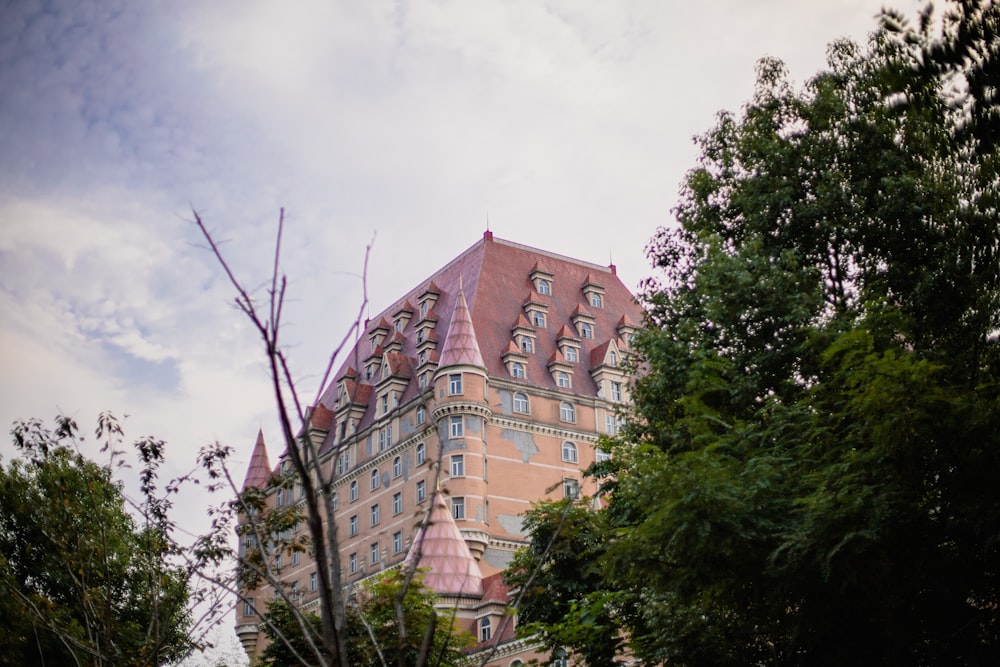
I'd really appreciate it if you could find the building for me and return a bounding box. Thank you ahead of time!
[236,232,643,664]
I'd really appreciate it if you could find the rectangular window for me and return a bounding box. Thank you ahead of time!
[606,415,619,435]
[393,531,403,554]
[378,429,387,450]
[416,442,426,464]
[449,415,464,438]
[451,497,465,520]
[381,395,389,414]
[370,543,380,564]
[393,492,402,515]
[292,551,300,565]
[449,373,463,395]
[350,481,358,501]
[611,381,622,401]
[596,448,611,463]
[386,424,393,446]
[349,515,358,536]
[243,598,255,617]
[349,553,357,574]
[563,478,580,499]
[370,503,380,526]
[276,488,285,507]
[310,572,317,592]
[416,480,426,502]
[450,454,465,477]
[417,406,426,425]
[332,492,339,510]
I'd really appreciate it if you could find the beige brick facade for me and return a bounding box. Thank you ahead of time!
[237,233,642,664]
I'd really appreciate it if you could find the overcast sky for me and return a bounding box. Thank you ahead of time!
[1,0,921,598]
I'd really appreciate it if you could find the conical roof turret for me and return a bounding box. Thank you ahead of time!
[405,491,483,597]
[241,429,272,491]
[438,281,485,370]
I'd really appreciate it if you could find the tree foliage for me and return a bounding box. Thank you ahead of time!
[516,2,999,665]
[0,415,194,666]
[258,570,471,667]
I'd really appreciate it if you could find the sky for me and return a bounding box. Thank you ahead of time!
[0,0,922,656]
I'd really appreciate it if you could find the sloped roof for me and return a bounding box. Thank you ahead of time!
[241,430,272,491]
[405,492,483,597]
[320,232,643,436]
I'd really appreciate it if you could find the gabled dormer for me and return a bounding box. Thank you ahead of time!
[368,318,391,351]
[510,313,537,354]
[523,291,550,329]
[548,350,574,390]
[363,344,384,382]
[617,313,639,348]
[501,341,528,380]
[529,261,555,296]
[556,325,582,363]
[590,339,628,403]
[383,330,405,354]
[582,274,606,309]
[392,300,414,333]
[570,304,596,340]
[417,282,441,320]
[416,327,439,353]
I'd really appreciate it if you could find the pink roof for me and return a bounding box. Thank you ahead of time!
[320,233,643,438]
[406,492,483,597]
[241,430,272,491]
[438,284,485,369]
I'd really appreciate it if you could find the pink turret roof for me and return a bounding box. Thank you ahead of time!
[438,283,485,369]
[241,429,272,491]
[406,492,483,597]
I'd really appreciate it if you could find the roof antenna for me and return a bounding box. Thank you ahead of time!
[486,211,490,232]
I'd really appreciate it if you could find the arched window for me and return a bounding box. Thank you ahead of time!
[350,480,359,501]
[520,336,534,353]
[513,392,529,414]
[556,371,570,388]
[393,456,402,477]
[511,362,525,379]
[370,469,380,490]
[561,441,578,463]
[559,402,575,423]
[565,346,578,362]
[537,279,551,296]
[416,442,426,465]
[479,616,492,641]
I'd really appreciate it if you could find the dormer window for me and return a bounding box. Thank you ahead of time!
[520,336,534,353]
[365,365,374,381]
[394,319,404,332]
[531,311,546,328]
[557,371,571,388]
[565,346,579,363]
[579,322,593,339]
[420,301,428,318]
[609,351,617,366]
[511,362,525,379]
[590,293,603,308]
[537,279,551,296]
[419,372,428,388]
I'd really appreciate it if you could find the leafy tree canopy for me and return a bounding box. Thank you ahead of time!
[0,415,194,666]
[514,2,999,665]
[258,569,472,667]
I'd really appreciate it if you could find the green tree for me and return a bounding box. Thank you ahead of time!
[258,570,471,667]
[0,416,194,666]
[516,2,999,665]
